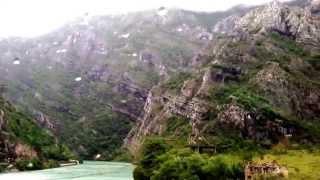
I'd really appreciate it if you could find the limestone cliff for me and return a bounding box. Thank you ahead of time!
[125,1,320,155]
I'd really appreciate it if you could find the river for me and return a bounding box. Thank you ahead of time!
[0,161,134,180]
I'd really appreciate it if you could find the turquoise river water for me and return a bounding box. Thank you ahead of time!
[0,161,133,180]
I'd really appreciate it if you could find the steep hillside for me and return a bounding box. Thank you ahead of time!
[0,7,251,159]
[127,1,320,179]
[0,91,74,172]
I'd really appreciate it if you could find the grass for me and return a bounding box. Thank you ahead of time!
[253,150,320,179]
[270,32,307,57]
[209,85,277,117]
[305,54,320,70]
[163,72,192,91]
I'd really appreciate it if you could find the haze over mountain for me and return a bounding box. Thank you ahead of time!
[0,0,291,37]
[0,0,320,179]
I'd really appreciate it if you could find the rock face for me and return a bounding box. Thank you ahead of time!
[251,62,320,119]
[125,80,212,154]
[14,143,38,160]
[215,0,320,44]
[0,8,247,158]
[218,103,295,142]
[125,1,320,154]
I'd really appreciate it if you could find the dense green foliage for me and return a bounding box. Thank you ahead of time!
[163,116,192,143]
[64,111,133,160]
[134,139,245,180]
[0,96,75,171]
[15,158,44,171]
[164,72,192,91]
[210,85,277,117]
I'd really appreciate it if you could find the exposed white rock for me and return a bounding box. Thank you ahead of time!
[56,49,68,54]
[214,0,320,43]
[132,53,138,57]
[34,92,42,100]
[177,28,183,32]
[120,33,130,39]
[121,100,127,103]
[213,15,241,34]
[13,60,20,65]
[75,77,82,82]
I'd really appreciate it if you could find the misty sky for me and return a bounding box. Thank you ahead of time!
[0,0,291,37]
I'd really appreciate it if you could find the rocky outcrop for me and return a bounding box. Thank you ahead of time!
[34,111,55,130]
[217,103,294,142]
[125,1,320,155]
[14,143,38,160]
[125,70,212,153]
[0,110,5,131]
[214,0,320,44]
[251,62,320,119]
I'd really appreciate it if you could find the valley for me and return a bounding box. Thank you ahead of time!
[0,0,320,179]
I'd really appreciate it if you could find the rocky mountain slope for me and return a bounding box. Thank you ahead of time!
[0,90,74,172]
[125,0,320,155]
[0,7,253,159]
[127,1,320,179]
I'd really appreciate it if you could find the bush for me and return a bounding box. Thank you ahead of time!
[133,166,149,180]
[164,72,192,90]
[0,165,5,172]
[112,149,133,162]
[202,157,244,179]
[134,144,245,180]
[43,160,59,169]
[151,150,244,180]
[140,138,170,170]
[270,32,307,57]
[15,158,44,171]
[42,144,75,161]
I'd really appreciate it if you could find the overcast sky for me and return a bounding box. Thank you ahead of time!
[0,0,291,37]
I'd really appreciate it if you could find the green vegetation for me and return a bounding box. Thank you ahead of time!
[253,150,320,179]
[164,72,192,91]
[15,158,44,171]
[305,54,320,70]
[134,138,320,179]
[134,138,245,180]
[62,111,133,160]
[209,85,276,116]
[270,32,307,57]
[163,116,192,143]
[0,96,75,171]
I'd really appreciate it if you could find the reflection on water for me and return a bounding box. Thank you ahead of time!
[0,161,133,180]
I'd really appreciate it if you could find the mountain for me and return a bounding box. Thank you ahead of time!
[127,0,320,153]
[1,0,320,177]
[0,7,252,159]
[0,90,75,172]
[126,1,320,179]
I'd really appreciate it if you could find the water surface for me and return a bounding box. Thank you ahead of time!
[0,161,133,180]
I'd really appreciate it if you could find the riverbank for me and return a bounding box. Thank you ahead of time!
[0,161,133,180]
